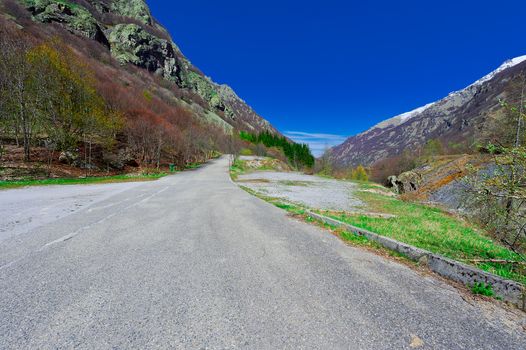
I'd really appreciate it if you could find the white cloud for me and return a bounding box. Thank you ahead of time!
[284,131,347,157]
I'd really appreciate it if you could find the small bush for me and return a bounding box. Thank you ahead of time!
[471,282,494,297]
[349,165,369,182]
[240,148,253,156]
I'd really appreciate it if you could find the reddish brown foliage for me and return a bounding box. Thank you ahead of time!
[0,12,233,171]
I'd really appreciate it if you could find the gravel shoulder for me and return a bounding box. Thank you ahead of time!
[237,171,363,212]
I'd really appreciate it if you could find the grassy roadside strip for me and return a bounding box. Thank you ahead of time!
[230,162,525,289]
[229,158,246,181]
[237,183,522,303]
[0,152,225,190]
[237,185,415,264]
[0,173,168,189]
[328,190,526,285]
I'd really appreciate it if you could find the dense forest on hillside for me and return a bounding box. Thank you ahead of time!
[239,131,314,169]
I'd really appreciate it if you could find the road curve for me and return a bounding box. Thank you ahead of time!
[0,157,524,349]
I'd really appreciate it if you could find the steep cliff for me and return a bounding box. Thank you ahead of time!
[14,0,277,134]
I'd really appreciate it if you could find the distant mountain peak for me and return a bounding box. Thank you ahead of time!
[457,55,526,93]
[331,54,526,168]
[369,55,526,132]
[371,103,435,131]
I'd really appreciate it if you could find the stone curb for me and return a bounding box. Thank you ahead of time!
[306,211,526,309]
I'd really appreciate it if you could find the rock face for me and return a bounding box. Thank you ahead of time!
[384,154,491,212]
[22,0,109,47]
[17,0,278,134]
[109,0,151,24]
[217,84,275,132]
[331,57,526,167]
[107,23,181,82]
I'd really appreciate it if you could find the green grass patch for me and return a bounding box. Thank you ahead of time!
[239,148,253,156]
[229,158,247,180]
[237,178,271,184]
[328,191,526,285]
[356,181,389,191]
[238,184,412,262]
[274,202,306,215]
[185,163,202,170]
[471,282,495,297]
[0,173,167,189]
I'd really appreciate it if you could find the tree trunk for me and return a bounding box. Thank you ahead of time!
[515,75,526,147]
[23,131,30,162]
[88,138,92,176]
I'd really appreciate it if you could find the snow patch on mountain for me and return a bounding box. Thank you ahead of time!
[469,55,526,89]
[372,103,435,130]
[370,55,526,131]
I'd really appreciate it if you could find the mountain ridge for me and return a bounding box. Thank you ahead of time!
[331,55,526,168]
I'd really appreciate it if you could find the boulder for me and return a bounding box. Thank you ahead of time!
[102,148,138,170]
[58,150,78,164]
[387,171,422,194]
[397,171,422,193]
[387,175,399,193]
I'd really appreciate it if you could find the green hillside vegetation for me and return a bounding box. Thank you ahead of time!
[0,37,122,163]
[0,172,166,189]
[239,131,314,169]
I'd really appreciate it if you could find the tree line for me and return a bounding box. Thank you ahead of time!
[0,31,122,164]
[239,131,315,169]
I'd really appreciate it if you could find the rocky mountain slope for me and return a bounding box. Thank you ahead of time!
[331,56,526,167]
[7,0,277,134]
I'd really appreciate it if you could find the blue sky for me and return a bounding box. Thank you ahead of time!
[147,1,526,155]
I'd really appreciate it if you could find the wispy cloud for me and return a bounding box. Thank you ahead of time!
[284,131,347,157]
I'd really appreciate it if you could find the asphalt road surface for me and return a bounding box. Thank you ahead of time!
[0,157,524,349]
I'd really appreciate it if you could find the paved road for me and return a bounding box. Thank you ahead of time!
[0,157,524,349]
[0,181,144,243]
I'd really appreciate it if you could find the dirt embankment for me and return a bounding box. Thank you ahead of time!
[389,154,491,209]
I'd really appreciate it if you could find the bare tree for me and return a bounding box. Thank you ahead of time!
[465,89,526,252]
[0,27,38,161]
[315,145,333,175]
[515,74,526,147]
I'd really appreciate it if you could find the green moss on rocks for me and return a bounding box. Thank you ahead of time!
[184,71,225,109]
[16,0,274,133]
[21,0,105,43]
[110,0,151,25]
[107,23,180,81]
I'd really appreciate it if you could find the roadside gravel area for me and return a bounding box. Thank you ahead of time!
[237,171,363,211]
